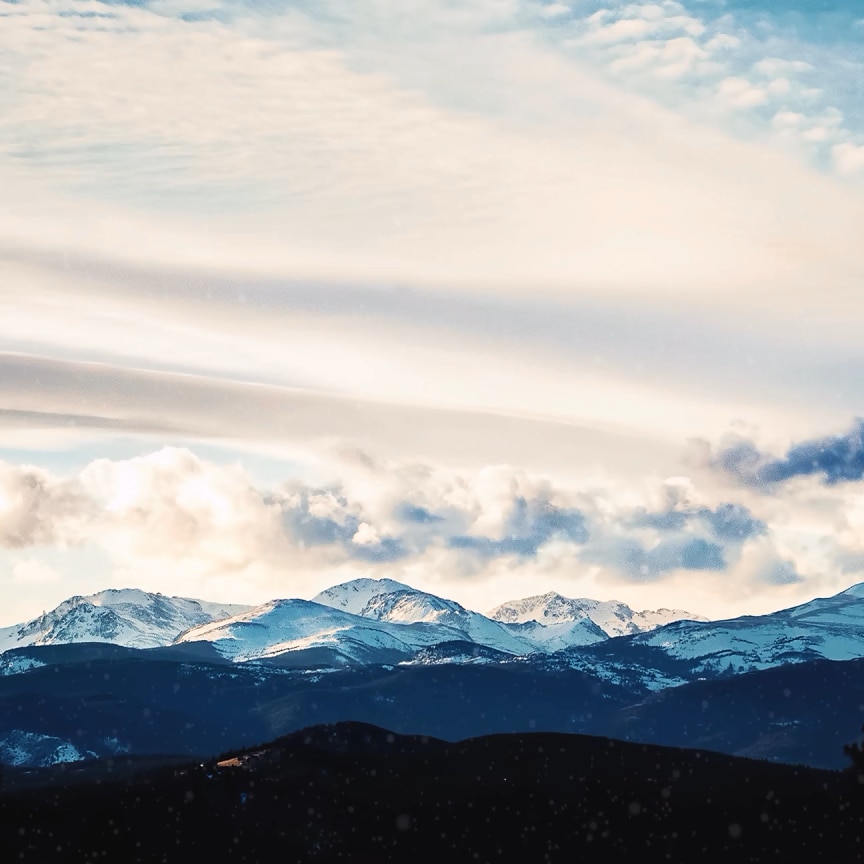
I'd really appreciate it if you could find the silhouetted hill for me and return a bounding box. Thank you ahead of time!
[2,722,863,862]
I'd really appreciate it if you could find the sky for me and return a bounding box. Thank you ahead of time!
[1,0,864,625]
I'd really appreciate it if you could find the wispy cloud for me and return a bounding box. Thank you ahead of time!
[1,0,862,309]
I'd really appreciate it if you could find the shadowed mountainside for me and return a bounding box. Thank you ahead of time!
[5,646,864,769]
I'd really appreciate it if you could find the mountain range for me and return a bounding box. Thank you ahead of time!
[3,577,864,770]
[0,577,702,665]
[5,576,864,681]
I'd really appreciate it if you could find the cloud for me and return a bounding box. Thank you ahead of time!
[80,447,285,571]
[0,350,695,482]
[1,0,863,312]
[833,142,864,175]
[711,419,864,488]
[1,0,864,624]
[772,110,805,129]
[448,496,588,558]
[630,501,766,541]
[717,76,768,108]
[538,2,568,19]
[0,446,755,596]
[394,503,444,524]
[276,487,407,563]
[579,533,725,581]
[562,0,864,181]
[0,462,93,548]
[645,536,725,572]
[752,58,814,77]
[700,503,766,541]
[2,441,863,623]
[0,447,595,578]
[761,558,802,586]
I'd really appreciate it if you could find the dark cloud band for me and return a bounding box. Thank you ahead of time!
[713,419,864,488]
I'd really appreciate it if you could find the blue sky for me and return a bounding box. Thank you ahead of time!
[1,0,863,623]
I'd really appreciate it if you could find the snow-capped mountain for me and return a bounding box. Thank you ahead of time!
[488,591,705,638]
[311,578,415,616]
[621,581,864,676]
[17,577,864,682]
[177,579,613,664]
[503,618,609,651]
[0,589,251,653]
[314,580,541,654]
[175,597,486,664]
[0,578,707,667]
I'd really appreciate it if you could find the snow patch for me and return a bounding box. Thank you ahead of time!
[0,730,87,767]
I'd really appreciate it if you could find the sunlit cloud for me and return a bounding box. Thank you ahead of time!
[1,442,859,623]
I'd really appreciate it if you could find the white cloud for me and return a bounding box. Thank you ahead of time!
[538,2,569,19]
[148,0,222,14]
[772,110,804,129]
[0,462,93,548]
[352,522,382,546]
[2,443,862,622]
[586,17,657,44]
[802,125,836,143]
[717,76,768,108]
[832,142,864,175]
[766,77,791,95]
[752,57,815,77]
[80,449,285,573]
[705,33,740,51]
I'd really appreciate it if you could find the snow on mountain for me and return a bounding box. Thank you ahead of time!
[21,578,864,680]
[7,576,864,703]
[312,578,415,616]
[177,577,556,664]
[0,729,92,767]
[0,578,701,666]
[175,598,477,664]
[0,653,46,676]
[505,618,609,650]
[401,640,516,666]
[617,581,864,676]
[0,589,252,653]
[327,581,540,654]
[488,591,705,638]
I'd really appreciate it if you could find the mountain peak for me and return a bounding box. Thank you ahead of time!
[311,578,415,616]
[488,592,700,638]
[0,589,252,653]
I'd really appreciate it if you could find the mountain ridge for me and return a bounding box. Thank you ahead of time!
[0,578,705,662]
[0,589,251,654]
[487,590,706,637]
[8,578,864,686]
